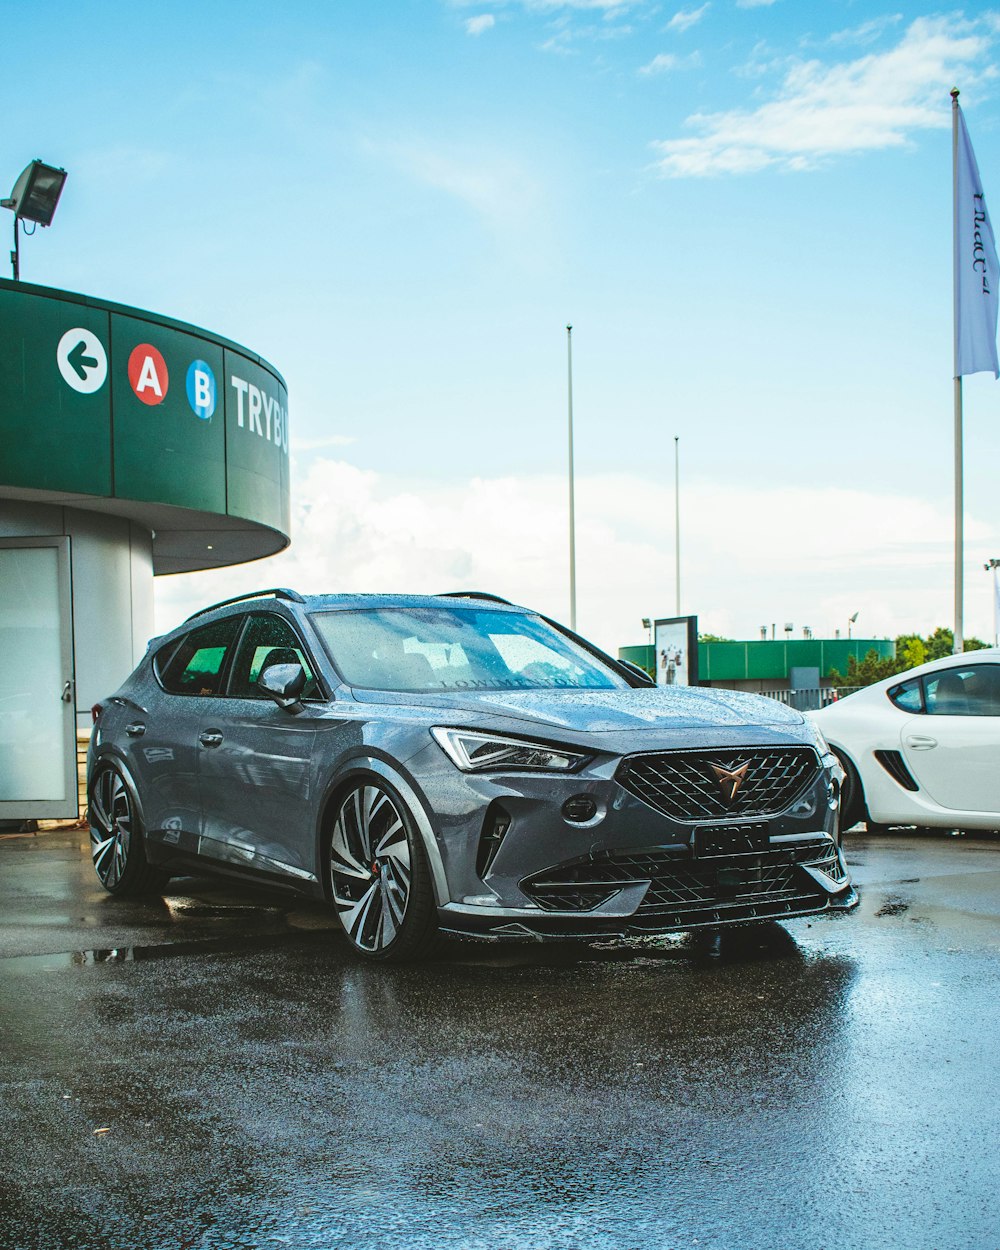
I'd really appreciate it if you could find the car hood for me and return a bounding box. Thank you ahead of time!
[349,685,805,733]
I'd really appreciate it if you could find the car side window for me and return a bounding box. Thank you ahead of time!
[924,665,1000,716]
[158,617,243,697]
[228,613,320,700]
[887,677,923,713]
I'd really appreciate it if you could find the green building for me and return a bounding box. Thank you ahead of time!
[619,637,895,696]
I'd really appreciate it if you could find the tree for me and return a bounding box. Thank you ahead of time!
[829,649,900,689]
[829,628,990,689]
[698,633,732,643]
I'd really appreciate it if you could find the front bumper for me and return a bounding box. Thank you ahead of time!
[436,832,857,941]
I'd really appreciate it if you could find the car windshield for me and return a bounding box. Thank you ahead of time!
[310,606,625,693]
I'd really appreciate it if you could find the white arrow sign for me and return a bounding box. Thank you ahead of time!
[57,328,108,394]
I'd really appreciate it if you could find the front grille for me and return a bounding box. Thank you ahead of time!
[521,838,845,924]
[616,746,819,822]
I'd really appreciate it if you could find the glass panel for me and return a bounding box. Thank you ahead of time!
[887,677,923,713]
[0,547,67,801]
[311,606,624,693]
[159,617,242,696]
[228,614,317,699]
[925,666,1000,716]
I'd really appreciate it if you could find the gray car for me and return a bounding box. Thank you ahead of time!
[87,589,857,960]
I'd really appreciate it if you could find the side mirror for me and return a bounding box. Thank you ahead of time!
[258,662,307,711]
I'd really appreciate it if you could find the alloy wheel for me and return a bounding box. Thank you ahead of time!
[329,783,413,952]
[89,766,134,889]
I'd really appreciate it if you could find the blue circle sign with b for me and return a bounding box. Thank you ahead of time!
[186,360,217,420]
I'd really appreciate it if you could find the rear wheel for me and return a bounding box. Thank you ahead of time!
[327,778,438,962]
[88,762,168,896]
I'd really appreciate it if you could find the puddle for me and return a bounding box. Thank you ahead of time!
[0,930,334,975]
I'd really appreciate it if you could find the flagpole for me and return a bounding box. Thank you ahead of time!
[952,87,964,655]
[566,324,577,631]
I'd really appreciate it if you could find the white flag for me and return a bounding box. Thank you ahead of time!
[956,103,1000,378]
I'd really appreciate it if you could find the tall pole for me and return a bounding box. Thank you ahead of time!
[952,87,964,655]
[566,325,577,630]
[674,435,680,615]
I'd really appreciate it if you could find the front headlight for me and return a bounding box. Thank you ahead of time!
[431,727,592,773]
[804,717,832,759]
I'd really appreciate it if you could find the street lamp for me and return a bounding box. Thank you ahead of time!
[641,617,652,644]
[848,611,859,639]
[1,159,67,281]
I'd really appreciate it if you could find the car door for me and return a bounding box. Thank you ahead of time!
[898,663,1000,813]
[134,614,245,845]
[196,612,323,884]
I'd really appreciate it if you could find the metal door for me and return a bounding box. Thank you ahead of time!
[0,537,78,820]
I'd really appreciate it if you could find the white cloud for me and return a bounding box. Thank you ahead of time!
[639,53,678,74]
[651,15,993,176]
[828,15,903,47]
[154,460,998,653]
[464,14,496,34]
[666,4,709,33]
[639,51,700,74]
[735,0,776,8]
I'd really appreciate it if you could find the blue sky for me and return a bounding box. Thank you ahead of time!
[6,1,1000,649]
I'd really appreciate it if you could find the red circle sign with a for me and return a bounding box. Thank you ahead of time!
[127,344,169,406]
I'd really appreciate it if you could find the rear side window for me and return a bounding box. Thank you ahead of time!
[887,677,923,713]
[157,617,243,696]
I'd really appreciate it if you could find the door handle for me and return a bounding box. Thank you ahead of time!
[125,723,146,738]
[61,681,74,704]
[905,735,937,750]
[199,730,224,748]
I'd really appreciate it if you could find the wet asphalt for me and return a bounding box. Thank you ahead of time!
[1,827,999,1250]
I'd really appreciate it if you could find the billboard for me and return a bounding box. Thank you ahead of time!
[654,615,699,687]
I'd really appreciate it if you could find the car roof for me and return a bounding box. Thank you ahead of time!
[872,645,1000,689]
[304,592,531,613]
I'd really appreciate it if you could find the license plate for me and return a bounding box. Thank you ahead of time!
[692,823,770,858]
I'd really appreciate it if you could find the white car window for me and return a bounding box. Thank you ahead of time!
[888,677,923,713]
[924,666,1000,717]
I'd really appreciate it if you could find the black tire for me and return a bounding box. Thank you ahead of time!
[833,749,866,835]
[326,777,439,962]
[88,761,169,896]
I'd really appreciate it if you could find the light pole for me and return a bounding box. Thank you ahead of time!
[674,436,680,616]
[985,560,1000,646]
[1,159,67,281]
[848,611,859,639]
[566,325,576,631]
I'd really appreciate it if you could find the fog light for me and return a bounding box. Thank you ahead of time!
[562,794,598,824]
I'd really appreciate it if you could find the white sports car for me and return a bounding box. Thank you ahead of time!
[811,648,1000,832]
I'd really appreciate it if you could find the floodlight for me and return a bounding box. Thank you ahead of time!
[2,160,67,226]
[1,159,68,280]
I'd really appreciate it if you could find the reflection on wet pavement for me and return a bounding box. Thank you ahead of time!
[1,828,999,1249]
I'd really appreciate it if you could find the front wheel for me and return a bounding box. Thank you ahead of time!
[326,778,438,961]
[88,761,169,896]
[834,749,867,834]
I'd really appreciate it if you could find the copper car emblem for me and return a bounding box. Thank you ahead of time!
[710,762,750,803]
